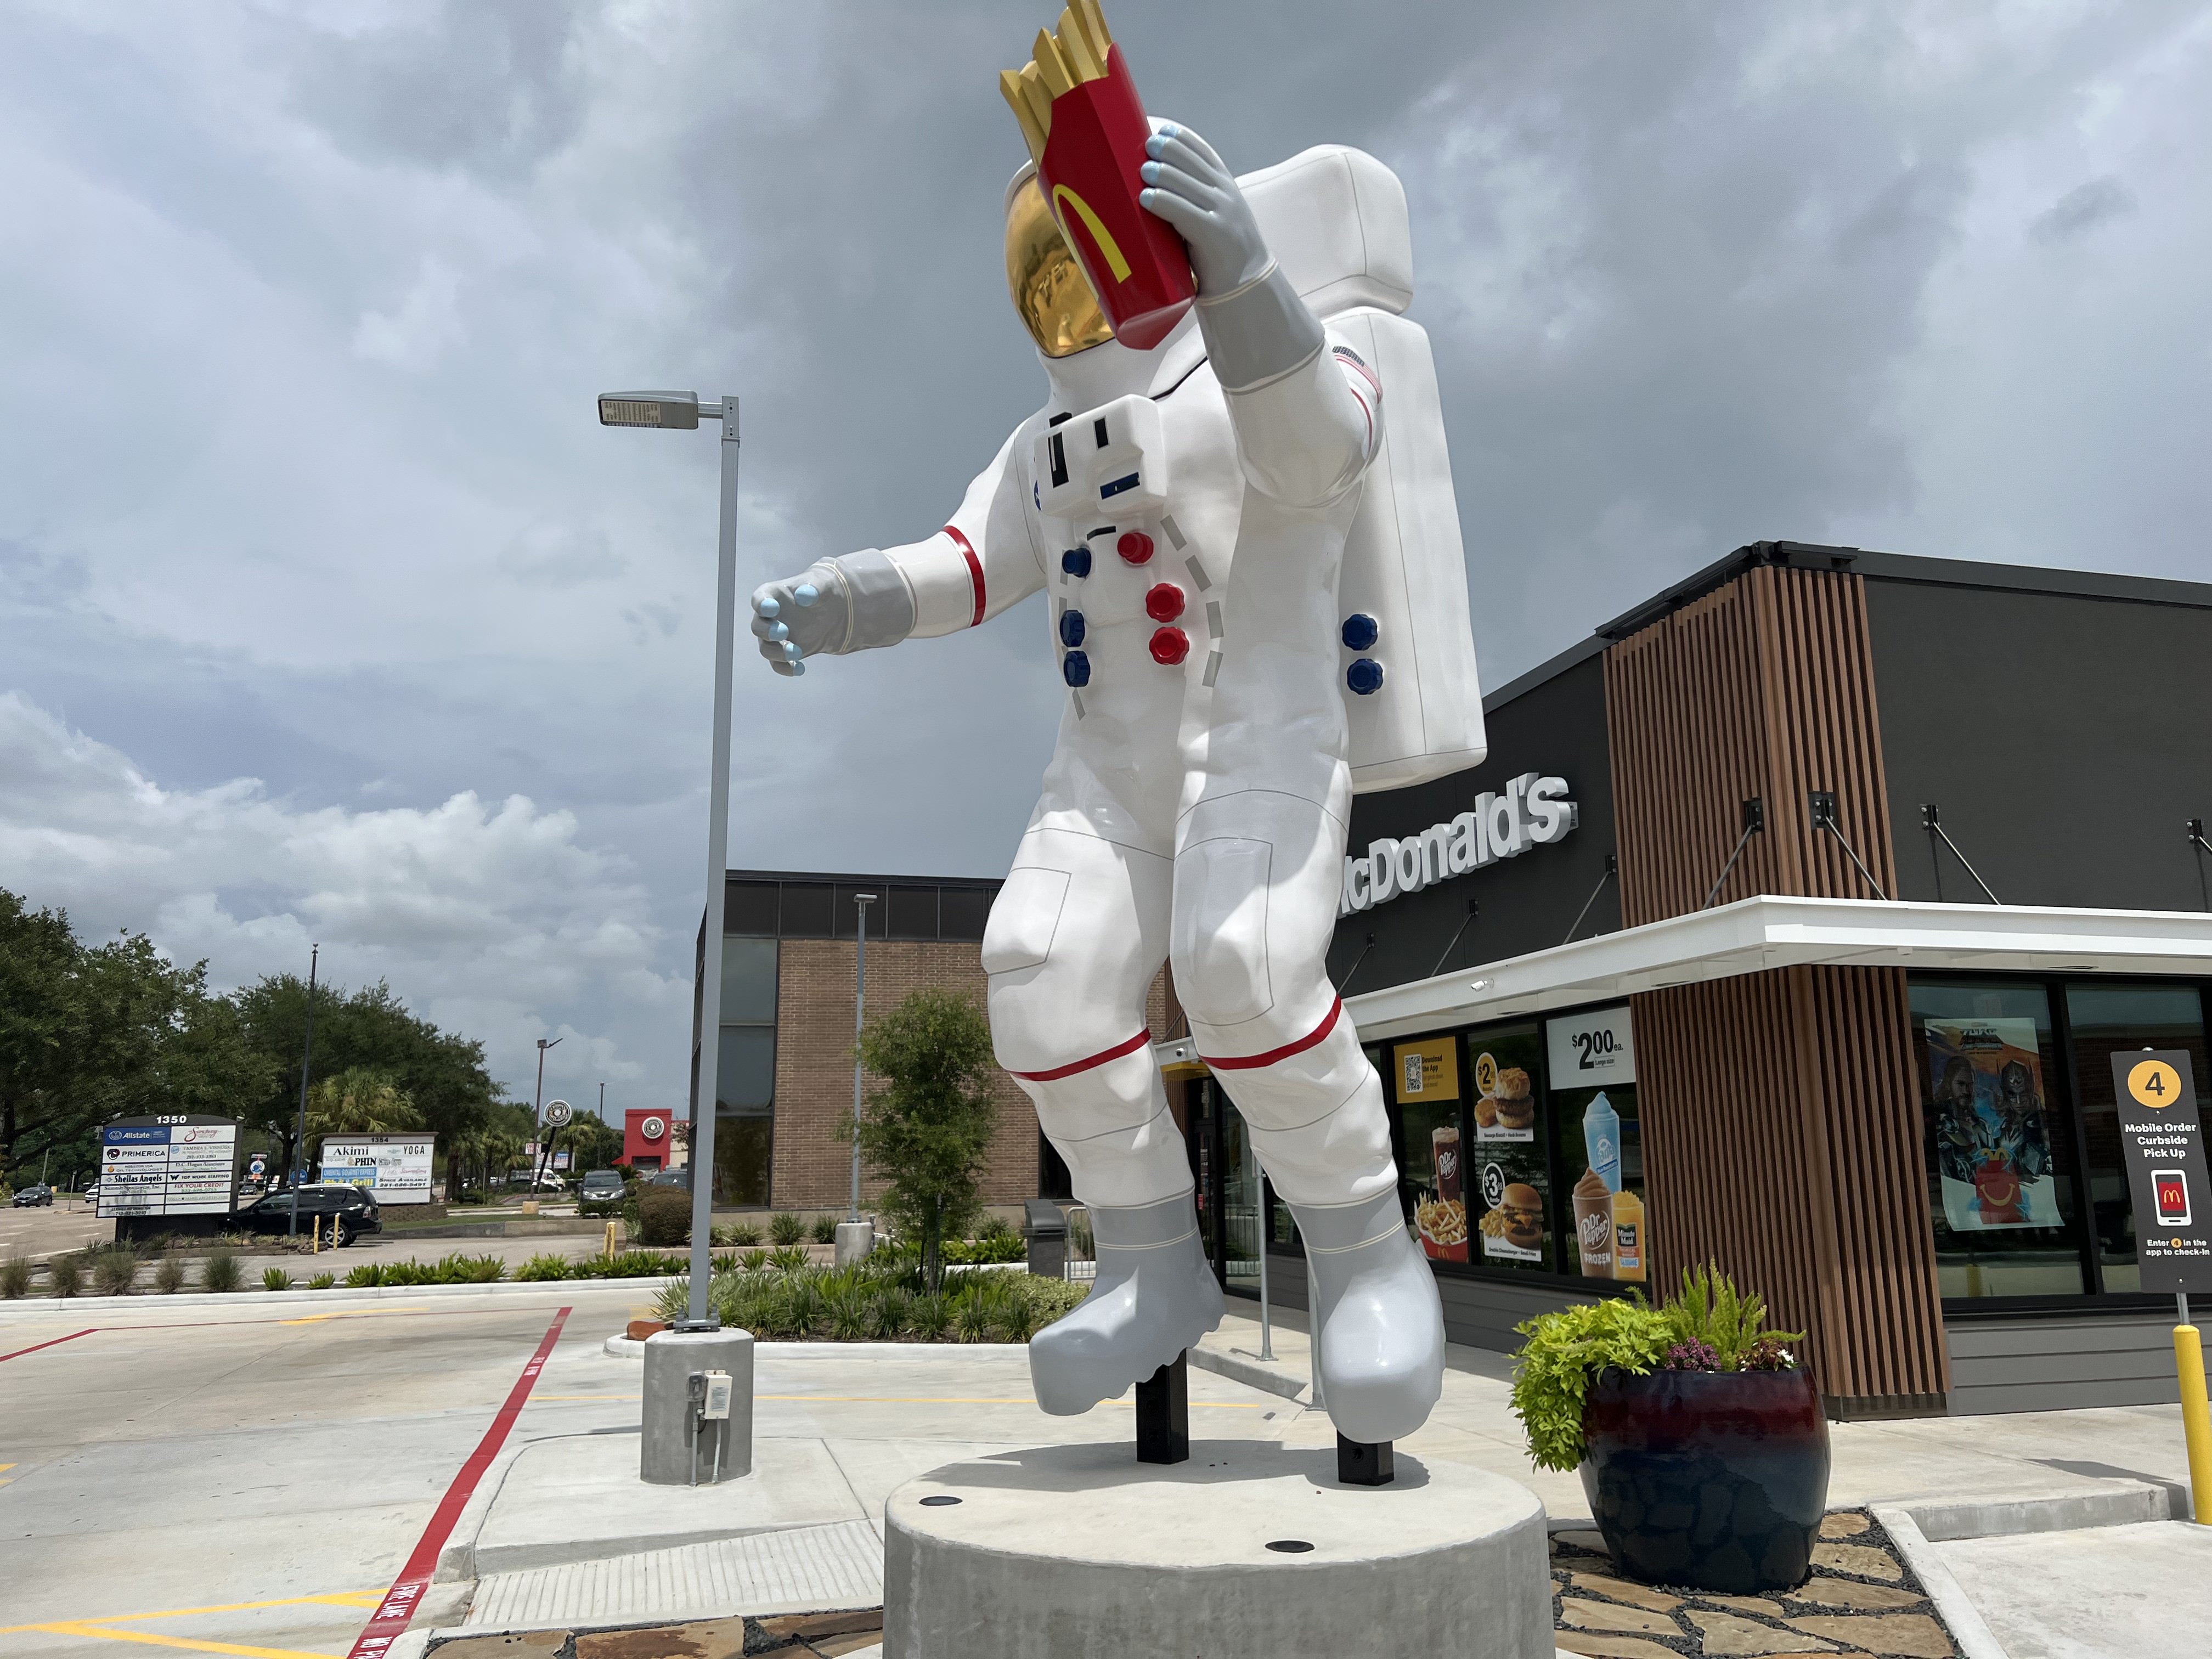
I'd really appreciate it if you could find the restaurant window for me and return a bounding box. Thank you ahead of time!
[713,936,778,1206]
[2062,982,2209,1296]
[1909,980,2089,1299]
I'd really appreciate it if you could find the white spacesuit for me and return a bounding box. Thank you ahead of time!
[752,127,1484,1446]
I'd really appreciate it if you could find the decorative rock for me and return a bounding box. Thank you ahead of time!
[883,1444,1554,1659]
[1553,1638,1678,1659]
[1567,1572,1682,1612]
[1684,1609,1837,1653]
[1558,1598,1678,1637]
[1788,1614,1953,1656]
[1790,1579,1924,1611]
[1820,1512,1872,1538]
[1812,1541,1901,1581]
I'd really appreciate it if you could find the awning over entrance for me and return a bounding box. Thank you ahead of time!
[1343,894,2212,1040]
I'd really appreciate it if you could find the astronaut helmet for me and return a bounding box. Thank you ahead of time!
[1003,163,1115,359]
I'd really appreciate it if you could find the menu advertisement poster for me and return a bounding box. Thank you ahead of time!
[1547,1006,1649,1284]
[1393,1039,1467,1263]
[1467,1028,1551,1268]
[1926,1019,2063,1231]
[1471,1046,1536,1144]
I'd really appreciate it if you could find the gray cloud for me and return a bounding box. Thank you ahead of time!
[4,1,2210,1111]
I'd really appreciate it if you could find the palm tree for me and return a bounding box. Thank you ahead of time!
[303,1067,425,1165]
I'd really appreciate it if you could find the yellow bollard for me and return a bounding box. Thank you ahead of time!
[2178,1322,2212,1526]
[605,1220,618,1261]
[312,1215,321,1254]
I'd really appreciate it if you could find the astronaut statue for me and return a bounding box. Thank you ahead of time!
[751,121,1486,1448]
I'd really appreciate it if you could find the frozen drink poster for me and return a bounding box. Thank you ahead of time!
[1926,1019,2062,1231]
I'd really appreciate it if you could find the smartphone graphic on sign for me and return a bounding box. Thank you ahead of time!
[2153,1169,2192,1228]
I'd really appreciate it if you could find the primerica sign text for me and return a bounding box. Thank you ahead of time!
[1340,772,1577,916]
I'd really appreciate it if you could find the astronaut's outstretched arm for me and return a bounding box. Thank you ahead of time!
[1140,124,1381,509]
[748,428,1045,675]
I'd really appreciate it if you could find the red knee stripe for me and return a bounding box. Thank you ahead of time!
[1009,1028,1153,1082]
[1201,998,1343,1071]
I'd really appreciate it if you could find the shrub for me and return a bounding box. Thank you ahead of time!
[811,1213,840,1245]
[999,1284,1042,1342]
[200,1249,242,1294]
[725,1221,764,1246]
[769,1212,804,1246]
[517,1252,574,1282]
[1,1255,32,1298]
[263,1267,295,1291]
[908,1291,951,1341]
[1026,1278,1089,1325]
[379,1260,439,1286]
[637,1186,691,1247]
[977,1214,1017,1243]
[943,1233,1026,1265]
[48,1252,86,1297]
[92,1249,139,1296]
[1661,1264,1802,1370]
[153,1256,187,1295]
[826,1281,869,1341]
[770,1244,809,1272]
[867,1285,912,1340]
[782,1275,825,1336]
[308,1272,336,1290]
[741,1248,770,1272]
[345,1263,382,1287]
[436,1252,507,1284]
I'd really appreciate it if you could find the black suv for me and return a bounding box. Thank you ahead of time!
[233,1182,382,1246]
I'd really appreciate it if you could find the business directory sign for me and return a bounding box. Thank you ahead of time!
[318,1135,437,1204]
[98,1117,240,1218]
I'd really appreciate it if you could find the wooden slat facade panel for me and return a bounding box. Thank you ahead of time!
[1608,565,1948,1411]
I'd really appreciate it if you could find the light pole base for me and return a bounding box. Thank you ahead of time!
[835,1219,876,1268]
[641,1328,754,1486]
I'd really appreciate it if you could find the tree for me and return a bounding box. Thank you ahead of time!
[557,1111,624,1176]
[846,989,1001,1294]
[303,1067,425,1165]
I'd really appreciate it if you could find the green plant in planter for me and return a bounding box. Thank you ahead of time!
[1660,1263,1802,1370]
[1510,1296,1671,1472]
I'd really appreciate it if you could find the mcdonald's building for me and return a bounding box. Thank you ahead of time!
[1154,540,2212,1421]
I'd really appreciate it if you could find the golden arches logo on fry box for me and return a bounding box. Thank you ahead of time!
[1000,2,1195,350]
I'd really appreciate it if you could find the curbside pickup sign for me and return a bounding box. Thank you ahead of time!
[2109,1050,2212,1296]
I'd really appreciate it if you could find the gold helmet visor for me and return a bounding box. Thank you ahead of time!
[1006,170,1113,359]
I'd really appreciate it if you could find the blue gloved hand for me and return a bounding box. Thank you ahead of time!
[1139,123,1272,297]
[749,566,845,676]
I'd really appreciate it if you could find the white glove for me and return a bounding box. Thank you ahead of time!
[749,566,844,678]
[1138,123,1270,296]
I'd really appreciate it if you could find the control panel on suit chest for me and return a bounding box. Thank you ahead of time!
[1034,390,1239,687]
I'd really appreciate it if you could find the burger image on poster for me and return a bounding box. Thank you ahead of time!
[1473,1049,1533,1142]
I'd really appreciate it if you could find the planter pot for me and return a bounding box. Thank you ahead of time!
[1579,1366,1829,1593]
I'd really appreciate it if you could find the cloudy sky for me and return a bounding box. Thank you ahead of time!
[3,1,2208,1114]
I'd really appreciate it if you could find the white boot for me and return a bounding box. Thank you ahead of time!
[1289,1190,1444,1443]
[1029,1191,1223,1415]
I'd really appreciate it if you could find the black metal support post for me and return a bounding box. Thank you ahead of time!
[286,944,319,1238]
[1563,854,1620,944]
[1135,1352,1190,1465]
[1337,1434,1394,1486]
[1702,798,1765,909]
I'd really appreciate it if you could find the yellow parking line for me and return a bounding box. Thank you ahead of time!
[24,1623,340,1659]
[275,1307,430,1326]
[529,1392,1270,1407]
[0,1592,383,1635]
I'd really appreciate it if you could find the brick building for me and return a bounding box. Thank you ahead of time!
[690,868,1164,1213]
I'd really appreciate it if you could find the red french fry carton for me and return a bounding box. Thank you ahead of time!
[1039,46,1195,351]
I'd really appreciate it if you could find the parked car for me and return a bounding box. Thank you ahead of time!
[79,1181,101,1204]
[232,1182,382,1246]
[646,1166,691,1189]
[11,1183,54,1207]
[579,1169,625,1203]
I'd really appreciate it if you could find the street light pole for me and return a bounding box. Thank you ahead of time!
[850,894,877,1221]
[287,944,319,1238]
[598,388,740,1328]
[533,1036,561,1188]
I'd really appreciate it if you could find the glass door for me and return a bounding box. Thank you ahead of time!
[1220,1097,1263,1296]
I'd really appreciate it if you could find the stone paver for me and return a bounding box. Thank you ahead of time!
[1560,1596,1681,1636]
[1567,1571,1684,1612]
[1700,1594,1785,1616]
[1819,1513,1871,1539]
[1684,1609,1837,1652]
[1786,1580,1924,1612]
[1554,1638,1680,1658]
[1810,1541,1900,1580]
[1787,1613,1952,1657]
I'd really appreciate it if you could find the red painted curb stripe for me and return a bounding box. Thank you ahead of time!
[943,524,985,628]
[1203,998,1344,1071]
[1010,1028,1153,1082]
[348,1305,571,1658]
[0,1328,95,1363]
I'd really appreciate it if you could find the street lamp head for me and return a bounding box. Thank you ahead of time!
[597,390,700,430]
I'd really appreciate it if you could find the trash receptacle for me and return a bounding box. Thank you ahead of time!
[1023,1197,1068,1279]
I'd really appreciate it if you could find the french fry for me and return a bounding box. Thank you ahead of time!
[1001,69,1047,161]
[1018,64,1054,136]
[1056,8,1103,82]
[1032,28,1075,97]
[1072,0,1113,63]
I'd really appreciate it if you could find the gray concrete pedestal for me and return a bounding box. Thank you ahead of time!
[833,1219,875,1268]
[641,1327,754,1486]
[883,1441,1553,1658]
